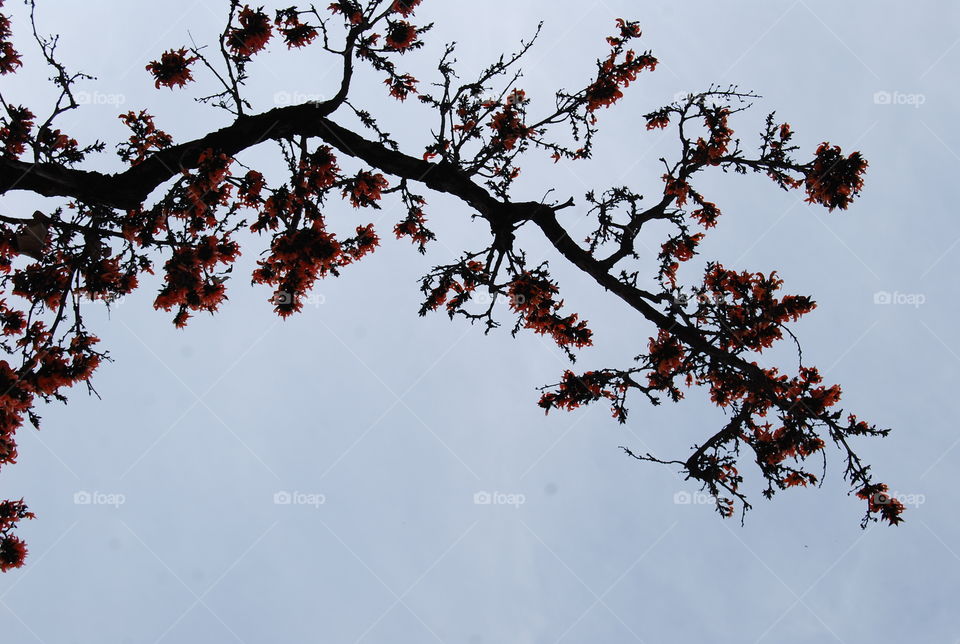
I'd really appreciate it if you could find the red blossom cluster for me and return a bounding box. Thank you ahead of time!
[11,260,71,311]
[538,369,620,412]
[0,361,31,466]
[34,126,82,164]
[384,73,418,100]
[180,149,234,230]
[702,264,816,352]
[343,170,388,208]
[393,195,435,252]
[762,121,803,189]
[274,9,319,48]
[237,169,266,209]
[390,0,422,17]
[328,1,364,25]
[154,235,239,327]
[0,1,20,75]
[252,220,378,316]
[384,20,418,52]
[0,328,103,465]
[145,48,197,89]
[804,142,868,211]
[78,256,138,303]
[420,260,486,313]
[420,260,489,317]
[705,371,836,485]
[488,92,533,151]
[145,149,240,326]
[662,174,690,207]
[507,272,592,349]
[690,200,720,229]
[301,146,340,193]
[585,20,657,112]
[0,499,33,572]
[0,105,33,159]
[0,299,25,335]
[645,329,687,393]
[116,111,174,166]
[700,364,843,451]
[856,483,906,526]
[645,107,670,130]
[247,148,339,231]
[226,6,273,58]
[691,107,733,165]
[659,232,704,285]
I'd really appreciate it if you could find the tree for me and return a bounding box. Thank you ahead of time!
[0,0,903,571]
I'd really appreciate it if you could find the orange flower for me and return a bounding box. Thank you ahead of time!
[0,4,21,75]
[391,0,422,16]
[344,171,389,208]
[0,534,27,572]
[384,20,418,51]
[146,48,197,89]
[385,74,418,100]
[226,6,272,58]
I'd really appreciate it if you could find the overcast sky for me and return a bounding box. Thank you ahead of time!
[0,1,958,642]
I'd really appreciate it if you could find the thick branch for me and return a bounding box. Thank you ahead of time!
[0,100,509,218]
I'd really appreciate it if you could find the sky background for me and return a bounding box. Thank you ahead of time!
[0,1,957,642]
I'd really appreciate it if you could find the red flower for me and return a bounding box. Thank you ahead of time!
[0,534,27,572]
[117,111,173,166]
[0,0,22,75]
[394,205,435,251]
[385,74,418,100]
[226,6,272,58]
[585,76,622,112]
[538,370,618,413]
[344,171,389,208]
[0,41,18,75]
[489,103,532,150]
[508,272,592,349]
[584,37,657,113]
[301,146,340,192]
[385,21,418,51]
[645,109,670,130]
[0,105,34,159]
[662,175,689,206]
[646,330,686,391]
[328,1,363,25]
[347,224,380,260]
[691,201,720,228]
[146,48,197,89]
[0,4,20,75]
[391,0,422,17]
[281,23,317,48]
[804,142,868,211]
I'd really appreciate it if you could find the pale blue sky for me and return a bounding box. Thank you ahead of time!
[0,1,957,642]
